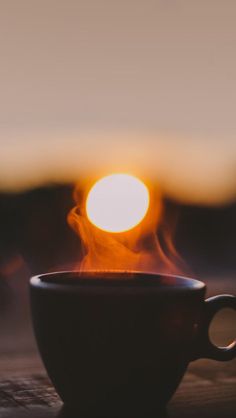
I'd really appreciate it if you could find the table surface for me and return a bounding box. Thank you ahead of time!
[0,278,235,418]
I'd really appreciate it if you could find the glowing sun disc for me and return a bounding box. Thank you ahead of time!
[86,174,150,233]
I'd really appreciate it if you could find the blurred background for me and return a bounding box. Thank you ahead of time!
[0,1,236,358]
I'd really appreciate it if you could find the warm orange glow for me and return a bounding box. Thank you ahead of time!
[68,175,186,274]
[86,174,149,233]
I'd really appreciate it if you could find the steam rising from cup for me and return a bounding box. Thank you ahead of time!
[68,173,185,274]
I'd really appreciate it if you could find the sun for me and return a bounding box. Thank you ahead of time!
[86,174,150,233]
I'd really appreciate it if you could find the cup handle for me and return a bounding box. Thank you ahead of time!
[192,294,236,361]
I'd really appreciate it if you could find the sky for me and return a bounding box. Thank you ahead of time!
[0,1,236,204]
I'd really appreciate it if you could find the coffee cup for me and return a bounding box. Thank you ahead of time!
[30,271,236,417]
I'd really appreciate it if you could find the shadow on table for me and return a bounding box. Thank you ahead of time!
[58,406,168,418]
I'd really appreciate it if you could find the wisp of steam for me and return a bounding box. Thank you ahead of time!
[68,175,186,275]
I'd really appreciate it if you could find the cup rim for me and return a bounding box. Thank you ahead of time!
[30,270,206,294]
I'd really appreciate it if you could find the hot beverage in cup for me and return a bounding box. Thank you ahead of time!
[30,271,236,417]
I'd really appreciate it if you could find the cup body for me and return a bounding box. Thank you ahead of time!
[30,271,206,417]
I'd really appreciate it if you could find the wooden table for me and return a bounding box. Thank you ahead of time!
[0,277,235,418]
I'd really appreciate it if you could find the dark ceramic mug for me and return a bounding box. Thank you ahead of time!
[30,272,236,417]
